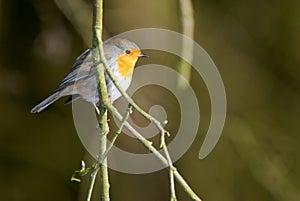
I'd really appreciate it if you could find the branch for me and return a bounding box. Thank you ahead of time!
[161,130,177,201]
[87,166,99,201]
[92,0,110,200]
[177,0,195,89]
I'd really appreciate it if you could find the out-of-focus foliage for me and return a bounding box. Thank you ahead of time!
[0,0,300,201]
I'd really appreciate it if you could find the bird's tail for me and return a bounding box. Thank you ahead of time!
[31,92,61,113]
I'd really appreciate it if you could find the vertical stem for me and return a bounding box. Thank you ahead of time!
[177,0,194,89]
[92,0,103,46]
[98,108,110,201]
[92,0,110,200]
[169,168,176,201]
[161,131,177,201]
[87,167,100,201]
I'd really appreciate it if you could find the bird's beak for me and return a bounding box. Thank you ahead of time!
[139,52,149,58]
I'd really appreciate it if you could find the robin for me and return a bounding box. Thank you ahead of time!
[31,38,148,113]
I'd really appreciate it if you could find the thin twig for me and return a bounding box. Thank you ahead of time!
[87,166,100,201]
[177,0,194,90]
[105,104,202,201]
[160,131,177,201]
[170,167,177,201]
[99,105,132,163]
[174,170,201,201]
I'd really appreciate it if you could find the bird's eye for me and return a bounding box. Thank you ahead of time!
[125,49,131,54]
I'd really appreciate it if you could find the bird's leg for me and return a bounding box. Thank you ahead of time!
[94,103,100,114]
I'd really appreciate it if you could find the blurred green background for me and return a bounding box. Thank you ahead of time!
[1,0,300,200]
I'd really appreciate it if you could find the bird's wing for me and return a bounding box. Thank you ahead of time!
[54,49,93,92]
[54,46,116,93]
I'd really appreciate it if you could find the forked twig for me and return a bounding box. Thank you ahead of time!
[98,105,132,163]
[105,104,202,201]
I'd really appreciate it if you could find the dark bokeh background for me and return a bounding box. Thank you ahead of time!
[1,0,300,201]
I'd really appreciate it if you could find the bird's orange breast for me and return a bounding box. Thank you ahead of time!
[116,49,140,77]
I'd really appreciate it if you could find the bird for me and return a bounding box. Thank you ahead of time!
[31,38,148,113]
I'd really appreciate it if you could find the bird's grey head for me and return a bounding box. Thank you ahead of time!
[105,38,140,51]
[103,38,148,61]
